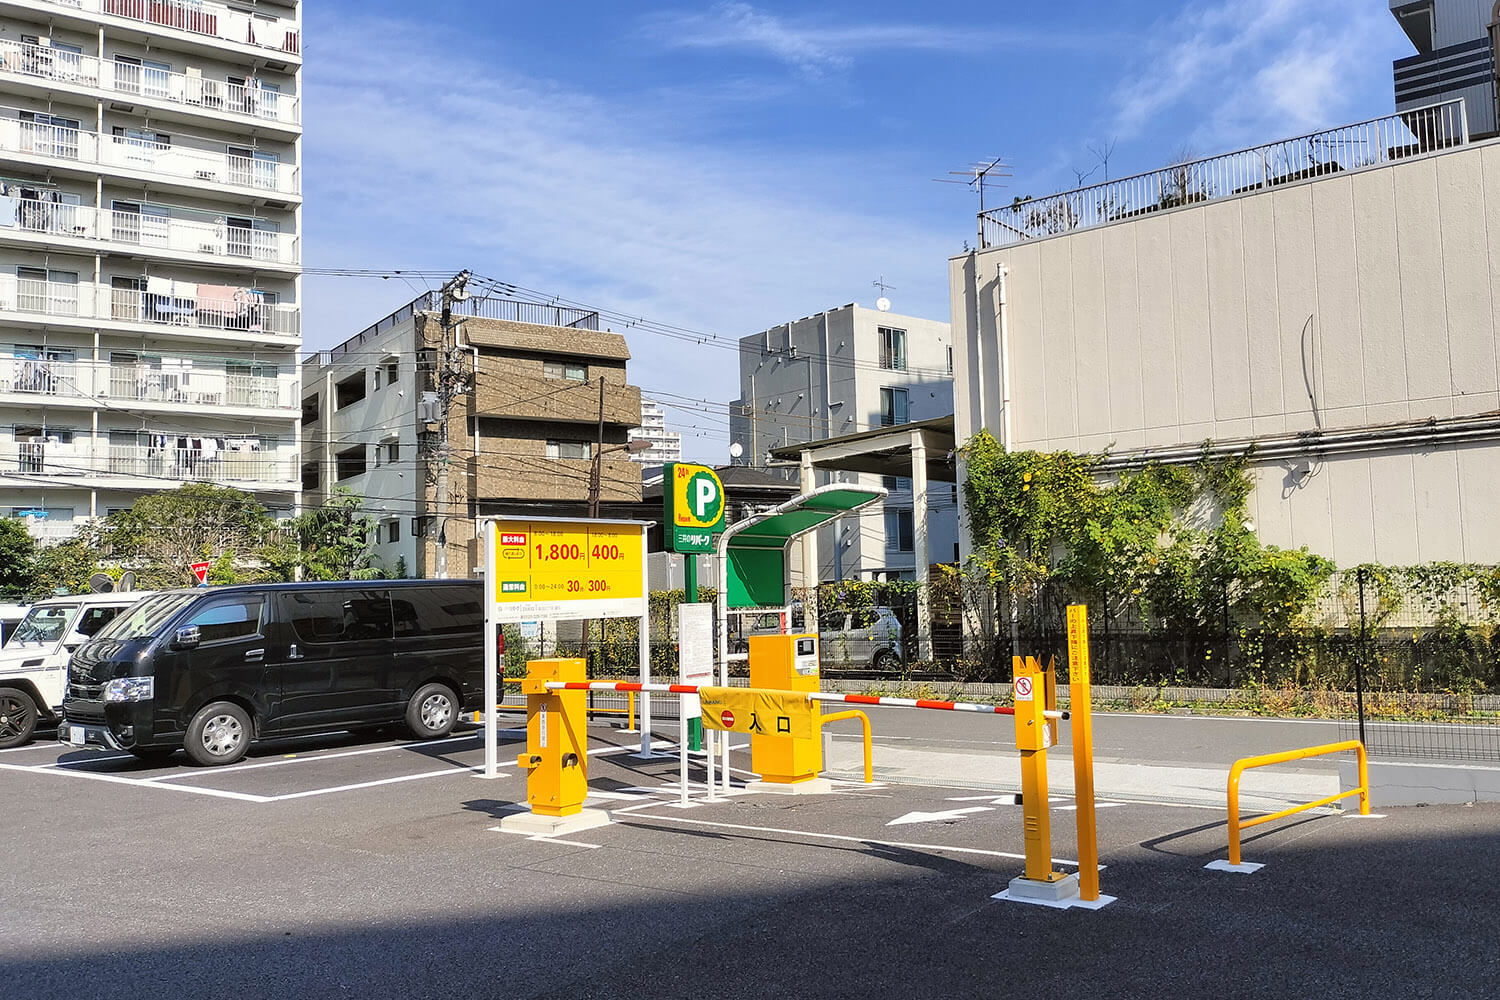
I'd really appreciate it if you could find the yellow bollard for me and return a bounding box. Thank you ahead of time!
[1066,605,1102,902]
[1012,655,1067,886]
[517,657,589,818]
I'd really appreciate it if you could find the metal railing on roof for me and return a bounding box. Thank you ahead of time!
[979,100,1470,249]
[328,291,602,361]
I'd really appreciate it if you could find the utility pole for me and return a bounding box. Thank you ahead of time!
[431,269,471,579]
[587,376,605,518]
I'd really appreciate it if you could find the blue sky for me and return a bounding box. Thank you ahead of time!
[301,0,1414,460]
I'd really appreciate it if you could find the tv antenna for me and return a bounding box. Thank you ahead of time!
[935,156,1011,246]
[872,276,895,312]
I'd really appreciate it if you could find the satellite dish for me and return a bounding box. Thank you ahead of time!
[118,571,136,593]
[88,573,115,594]
[729,442,744,460]
[876,297,892,312]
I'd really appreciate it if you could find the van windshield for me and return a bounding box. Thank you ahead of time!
[94,593,198,641]
[6,604,77,647]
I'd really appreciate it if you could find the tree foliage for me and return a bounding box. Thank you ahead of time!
[0,518,37,597]
[103,483,274,588]
[960,430,1333,632]
[287,487,381,581]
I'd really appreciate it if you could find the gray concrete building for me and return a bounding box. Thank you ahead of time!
[1392,0,1500,138]
[952,104,1500,567]
[0,0,302,538]
[729,302,957,583]
[302,293,642,579]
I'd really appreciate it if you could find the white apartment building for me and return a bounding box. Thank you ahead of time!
[0,0,302,538]
[953,102,1500,567]
[628,398,681,465]
[729,302,958,582]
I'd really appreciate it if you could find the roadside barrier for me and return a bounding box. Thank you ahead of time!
[1224,740,1370,867]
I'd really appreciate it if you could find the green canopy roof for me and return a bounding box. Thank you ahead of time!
[726,487,887,550]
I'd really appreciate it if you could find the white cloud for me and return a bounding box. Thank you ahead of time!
[1110,0,1403,150]
[642,3,1101,79]
[302,16,958,457]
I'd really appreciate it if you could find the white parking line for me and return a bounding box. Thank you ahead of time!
[614,809,1077,865]
[142,732,495,781]
[0,760,271,802]
[262,764,492,802]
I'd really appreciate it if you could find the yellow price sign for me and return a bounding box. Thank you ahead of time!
[698,686,814,740]
[489,518,647,623]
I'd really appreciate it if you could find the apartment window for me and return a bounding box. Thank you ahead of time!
[20,111,81,159]
[546,440,591,460]
[301,462,319,492]
[16,267,78,315]
[543,360,587,381]
[878,327,907,371]
[879,387,908,427]
[335,371,366,409]
[381,359,398,386]
[384,519,400,544]
[375,439,399,466]
[302,394,320,426]
[881,475,911,493]
[884,508,914,553]
[335,445,366,481]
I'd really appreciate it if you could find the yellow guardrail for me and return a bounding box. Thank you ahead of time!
[819,709,873,784]
[479,678,637,730]
[1228,740,1369,866]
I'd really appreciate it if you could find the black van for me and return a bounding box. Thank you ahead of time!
[60,580,488,766]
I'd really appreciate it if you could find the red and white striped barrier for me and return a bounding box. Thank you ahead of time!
[542,681,1067,720]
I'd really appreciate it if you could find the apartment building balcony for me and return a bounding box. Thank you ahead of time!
[0,274,298,343]
[0,197,298,271]
[0,39,299,134]
[475,374,642,426]
[0,353,299,415]
[0,110,300,200]
[6,0,302,60]
[0,438,298,488]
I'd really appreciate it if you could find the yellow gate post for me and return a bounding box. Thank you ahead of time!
[1008,654,1076,898]
[1066,604,1103,903]
[496,657,612,837]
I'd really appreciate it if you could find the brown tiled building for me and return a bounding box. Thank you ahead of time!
[302,292,642,578]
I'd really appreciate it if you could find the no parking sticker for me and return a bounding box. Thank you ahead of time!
[1014,676,1034,702]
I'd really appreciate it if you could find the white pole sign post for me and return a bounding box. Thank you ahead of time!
[676,603,714,804]
[480,516,651,780]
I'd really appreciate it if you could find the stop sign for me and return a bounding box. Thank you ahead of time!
[720,709,735,728]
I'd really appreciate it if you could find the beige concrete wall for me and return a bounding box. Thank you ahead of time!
[952,138,1500,564]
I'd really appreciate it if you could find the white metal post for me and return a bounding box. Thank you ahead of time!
[911,429,932,662]
[481,518,499,779]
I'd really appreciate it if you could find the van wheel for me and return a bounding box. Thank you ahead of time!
[185,701,252,766]
[406,683,458,739]
[871,649,898,672]
[0,687,37,749]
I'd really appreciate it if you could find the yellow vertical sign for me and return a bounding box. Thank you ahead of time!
[490,518,647,623]
[1066,603,1101,901]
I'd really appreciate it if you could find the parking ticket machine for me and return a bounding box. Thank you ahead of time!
[748,633,822,783]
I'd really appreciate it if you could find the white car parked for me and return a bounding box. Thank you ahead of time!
[0,592,150,749]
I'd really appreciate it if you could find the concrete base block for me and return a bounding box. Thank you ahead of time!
[993,873,1115,909]
[495,807,612,837]
[1007,872,1080,902]
[1205,859,1264,874]
[1342,759,1500,807]
[744,777,835,796]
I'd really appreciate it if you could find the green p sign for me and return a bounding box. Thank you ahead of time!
[666,462,725,553]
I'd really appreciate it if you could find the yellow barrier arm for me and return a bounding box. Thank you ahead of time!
[1228,740,1370,866]
[819,709,874,784]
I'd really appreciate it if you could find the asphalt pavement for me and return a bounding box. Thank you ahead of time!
[3,717,1498,999]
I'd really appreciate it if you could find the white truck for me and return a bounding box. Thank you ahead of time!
[0,593,149,749]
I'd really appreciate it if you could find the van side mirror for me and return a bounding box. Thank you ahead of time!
[171,625,201,650]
